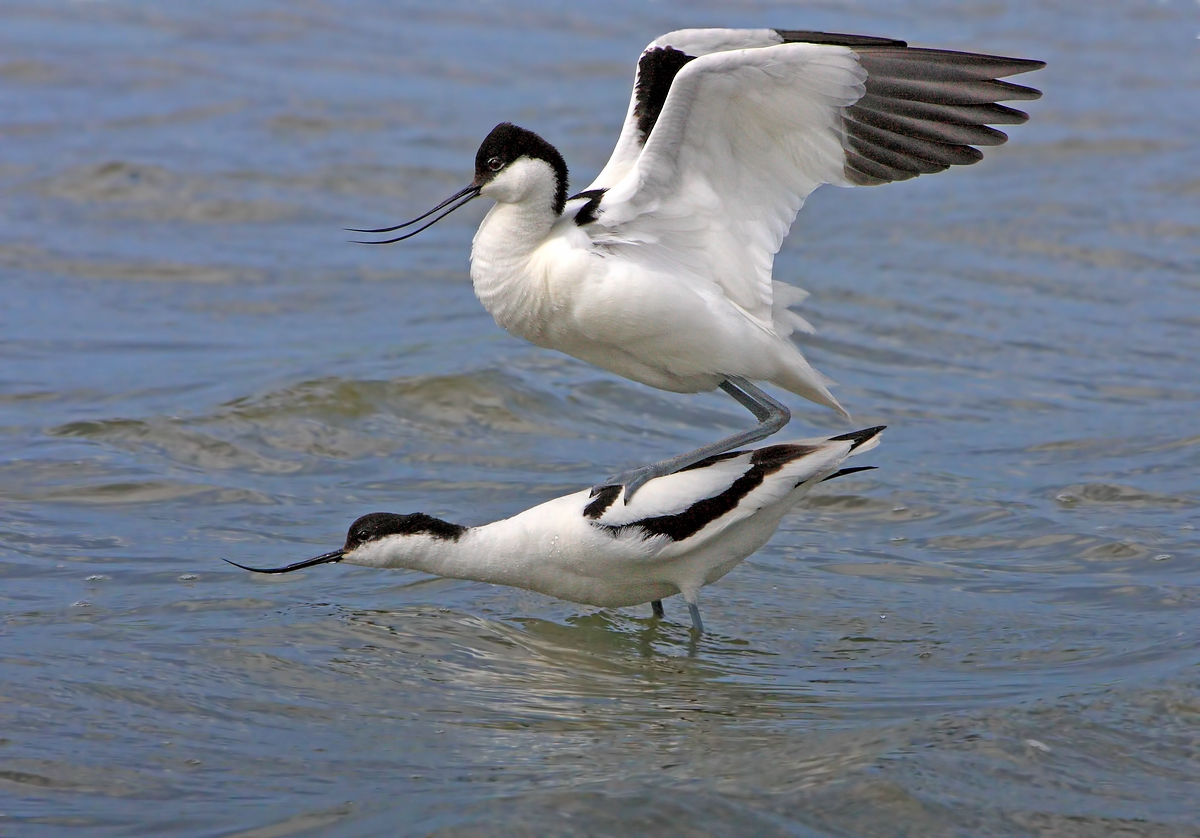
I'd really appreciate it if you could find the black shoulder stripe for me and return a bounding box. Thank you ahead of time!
[583,485,621,520]
[774,30,907,48]
[599,443,818,542]
[568,188,606,226]
[634,46,695,145]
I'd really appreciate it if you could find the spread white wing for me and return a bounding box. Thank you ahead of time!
[588,28,789,191]
[579,29,1043,328]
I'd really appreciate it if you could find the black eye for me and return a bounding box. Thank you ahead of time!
[487,156,503,171]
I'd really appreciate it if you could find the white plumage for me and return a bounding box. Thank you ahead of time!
[227,427,884,633]
[355,28,1042,498]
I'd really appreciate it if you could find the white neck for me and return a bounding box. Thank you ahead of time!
[470,158,563,341]
[345,516,543,589]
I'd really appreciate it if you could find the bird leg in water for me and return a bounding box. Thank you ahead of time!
[593,376,791,502]
[687,602,705,634]
[651,599,665,618]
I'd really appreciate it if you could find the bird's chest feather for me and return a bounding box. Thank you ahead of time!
[471,209,597,344]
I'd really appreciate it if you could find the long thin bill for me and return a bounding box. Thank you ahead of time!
[347,184,480,236]
[224,550,344,574]
[350,187,480,245]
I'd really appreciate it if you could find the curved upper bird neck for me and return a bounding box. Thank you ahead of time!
[469,148,574,339]
[467,125,575,343]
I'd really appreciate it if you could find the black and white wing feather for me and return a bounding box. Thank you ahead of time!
[584,427,884,549]
[588,29,799,191]
[578,29,1043,330]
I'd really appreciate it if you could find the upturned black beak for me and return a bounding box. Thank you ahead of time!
[224,549,344,574]
[348,183,481,244]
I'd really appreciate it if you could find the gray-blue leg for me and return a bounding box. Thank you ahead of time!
[593,376,791,503]
[687,602,704,634]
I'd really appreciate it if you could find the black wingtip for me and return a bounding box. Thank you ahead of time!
[996,57,1046,75]
[820,465,878,482]
[828,425,887,450]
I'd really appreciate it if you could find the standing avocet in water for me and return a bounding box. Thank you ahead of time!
[227,427,883,634]
[354,29,1042,500]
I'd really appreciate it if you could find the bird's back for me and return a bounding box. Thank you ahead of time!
[485,430,880,607]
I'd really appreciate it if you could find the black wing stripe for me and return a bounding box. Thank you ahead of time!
[598,444,818,542]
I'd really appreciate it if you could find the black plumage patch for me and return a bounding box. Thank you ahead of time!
[597,444,818,543]
[344,512,466,550]
[634,46,695,144]
[583,485,621,520]
[474,122,569,216]
[771,31,1044,188]
[828,426,886,450]
[568,188,606,226]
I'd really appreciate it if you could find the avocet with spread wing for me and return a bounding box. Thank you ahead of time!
[354,29,1042,500]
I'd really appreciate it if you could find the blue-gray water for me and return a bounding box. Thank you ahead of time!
[2,2,1198,835]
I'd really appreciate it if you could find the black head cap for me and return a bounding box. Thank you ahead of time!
[344,512,467,551]
[474,123,568,216]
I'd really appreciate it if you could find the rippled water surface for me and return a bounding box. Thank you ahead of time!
[3,1,1199,835]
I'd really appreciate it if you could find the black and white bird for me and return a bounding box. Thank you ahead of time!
[227,426,884,634]
[354,29,1042,500]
